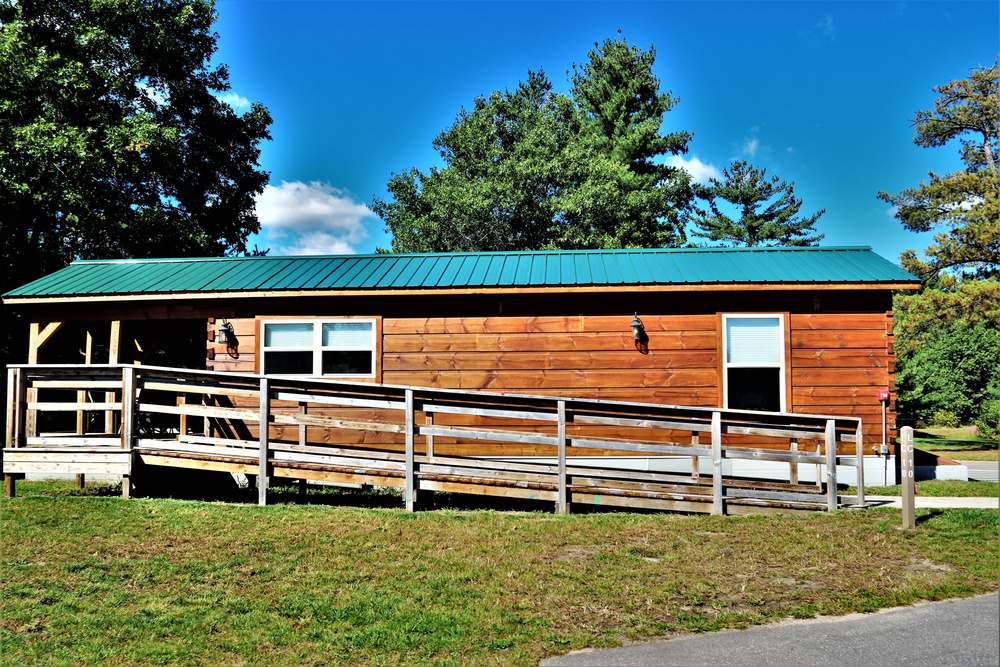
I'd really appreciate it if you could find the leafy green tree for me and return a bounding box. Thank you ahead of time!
[0,0,272,406]
[878,57,999,279]
[557,37,692,249]
[687,160,825,247]
[374,71,574,253]
[375,36,693,253]
[886,58,1000,436]
[896,322,1000,434]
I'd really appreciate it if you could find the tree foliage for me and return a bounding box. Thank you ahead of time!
[886,58,1000,436]
[373,36,693,253]
[0,0,272,289]
[0,0,272,397]
[878,57,999,279]
[687,160,825,247]
[896,321,1000,435]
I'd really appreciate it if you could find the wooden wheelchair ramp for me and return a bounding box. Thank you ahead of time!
[4,364,866,514]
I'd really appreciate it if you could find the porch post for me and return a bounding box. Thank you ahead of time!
[4,368,26,498]
[106,320,122,434]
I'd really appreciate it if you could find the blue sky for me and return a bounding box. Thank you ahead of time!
[212,1,998,264]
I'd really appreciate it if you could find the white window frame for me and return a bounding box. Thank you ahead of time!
[722,314,786,412]
[260,318,377,378]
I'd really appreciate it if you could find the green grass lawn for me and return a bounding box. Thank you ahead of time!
[2,481,998,666]
[915,427,999,462]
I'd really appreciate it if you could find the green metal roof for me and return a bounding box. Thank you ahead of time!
[3,247,919,301]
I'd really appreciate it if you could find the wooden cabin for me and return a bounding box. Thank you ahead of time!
[3,246,919,494]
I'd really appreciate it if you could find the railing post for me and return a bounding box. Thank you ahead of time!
[425,412,434,461]
[789,438,799,485]
[855,420,866,507]
[258,377,270,507]
[711,412,723,515]
[121,367,137,499]
[900,426,915,529]
[5,368,24,449]
[404,389,415,512]
[556,400,568,515]
[690,432,700,482]
[825,419,837,511]
[4,368,26,498]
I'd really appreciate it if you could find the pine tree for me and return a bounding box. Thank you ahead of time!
[688,161,824,247]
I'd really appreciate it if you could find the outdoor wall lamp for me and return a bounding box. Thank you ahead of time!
[631,313,645,341]
[218,321,235,346]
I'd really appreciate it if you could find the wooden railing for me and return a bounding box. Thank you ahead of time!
[4,364,866,513]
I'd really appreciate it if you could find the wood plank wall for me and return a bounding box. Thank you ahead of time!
[789,311,895,446]
[204,308,895,454]
[381,315,719,406]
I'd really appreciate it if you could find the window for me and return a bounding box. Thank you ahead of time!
[261,319,376,377]
[723,315,785,412]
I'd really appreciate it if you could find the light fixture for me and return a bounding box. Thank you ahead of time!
[218,321,234,346]
[631,313,645,341]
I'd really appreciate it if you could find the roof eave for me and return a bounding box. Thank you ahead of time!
[1,280,923,305]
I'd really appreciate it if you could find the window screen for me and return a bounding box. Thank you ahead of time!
[724,315,784,412]
[261,319,375,377]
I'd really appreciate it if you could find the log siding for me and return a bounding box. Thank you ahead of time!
[204,309,895,454]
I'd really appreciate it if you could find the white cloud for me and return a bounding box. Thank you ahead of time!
[818,15,835,38]
[742,136,760,159]
[255,181,374,255]
[217,91,252,113]
[668,155,722,184]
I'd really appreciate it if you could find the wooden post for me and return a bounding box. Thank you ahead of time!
[106,320,122,434]
[815,442,822,490]
[900,426,915,529]
[404,389,415,512]
[825,420,838,511]
[855,420,866,507]
[26,324,39,439]
[297,401,308,498]
[5,367,24,449]
[4,368,25,498]
[711,412,723,515]
[25,321,63,438]
[556,400,568,515]
[690,432,700,482]
[76,329,93,435]
[177,393,187,437]
[298,402,307,448]
[789,438,799,485]
[121,367,137,499]
[425,412,434,461]
[204,392,213,438]
[258,377,270,506]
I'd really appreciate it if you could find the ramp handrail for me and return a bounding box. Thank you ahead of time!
[5,364,866,511]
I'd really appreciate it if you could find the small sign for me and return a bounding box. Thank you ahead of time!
[877,389,890,402]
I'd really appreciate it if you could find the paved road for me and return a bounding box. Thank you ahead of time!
[540,592,1000,667]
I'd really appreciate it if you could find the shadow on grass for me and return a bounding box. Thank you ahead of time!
[914,429,998,452]
[916,509,944,525]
